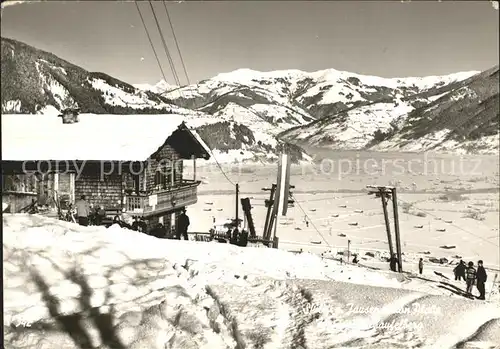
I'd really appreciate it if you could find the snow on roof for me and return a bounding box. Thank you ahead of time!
[1,113,211,161]
[189,128,212,158]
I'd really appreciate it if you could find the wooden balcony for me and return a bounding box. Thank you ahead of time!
[124,180,200,216]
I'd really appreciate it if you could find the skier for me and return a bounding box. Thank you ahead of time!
[352,254,359,264]
[454,260,466,281]
[418,258,424,275]
[465,261,477,296]
[476,260,488,300]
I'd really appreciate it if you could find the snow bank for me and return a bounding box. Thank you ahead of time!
[3,214,500,349]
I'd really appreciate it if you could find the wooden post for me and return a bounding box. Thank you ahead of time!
[380,189,394,258]
[192,155,197,181]
[347,239,351,263]
[39,173,45,201]
[263,184,277,240]
[272,211,278,241]
[69,173,75,203]
[53,173,59,194]
[171,163,175,186]
[241,198,256,238]
[391,188,403,272]
[169,212,176,238]
[235,183,239,232]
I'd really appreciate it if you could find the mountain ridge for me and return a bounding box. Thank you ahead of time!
[2,36,498,158]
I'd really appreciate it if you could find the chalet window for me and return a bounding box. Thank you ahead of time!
[177,160,182,181]
[2,175,15,191]
[2,174,36,192]
[154,167,172,190]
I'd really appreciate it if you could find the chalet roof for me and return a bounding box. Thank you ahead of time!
[1,114,212,161]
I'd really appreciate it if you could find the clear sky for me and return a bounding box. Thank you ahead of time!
[1,1,498,85]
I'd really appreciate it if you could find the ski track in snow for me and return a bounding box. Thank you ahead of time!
[3,214,500,349]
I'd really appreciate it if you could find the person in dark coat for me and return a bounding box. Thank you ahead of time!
[132,217,147,232]
[465,261,477,295]
[389,253,398,272]
[476,260,488,300]
[454,260,466,281]
[418,258,424,275]
[94,206,106,226]
[177,208,190,240]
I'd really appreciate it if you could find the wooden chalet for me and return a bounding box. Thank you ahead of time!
[1,113,211,234]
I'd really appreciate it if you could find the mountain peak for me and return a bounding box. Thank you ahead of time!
[133,79,177,94]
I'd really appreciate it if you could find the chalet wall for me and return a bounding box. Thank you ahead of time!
[75,172,123,209]
[146,143,184,192]
[2,192,37,213]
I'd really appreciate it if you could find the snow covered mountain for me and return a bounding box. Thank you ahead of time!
[2,37,498,159]
[277,67,499,154]
[166,67,497,155]
[372,66,500,154]
[0,38,189,115]
[133,79,178,95]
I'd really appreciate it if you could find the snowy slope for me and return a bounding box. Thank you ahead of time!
[4,214,500,349]
[372,66,500,155]
[1,37,183,115]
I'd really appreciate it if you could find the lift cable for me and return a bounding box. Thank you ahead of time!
[162,0,190,85]
[134,1,168,84]
[148,0,182,86]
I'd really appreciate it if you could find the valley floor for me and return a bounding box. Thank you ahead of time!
[187,152,500,270]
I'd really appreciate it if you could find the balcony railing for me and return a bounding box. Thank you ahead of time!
[124,179,200,216]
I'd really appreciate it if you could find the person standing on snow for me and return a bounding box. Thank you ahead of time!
[476,260,488,300]
[454,260,466,281]
[418,258,424,275]
[177,208,190,240]
[465,261,477,296]
[74,195,90,226]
